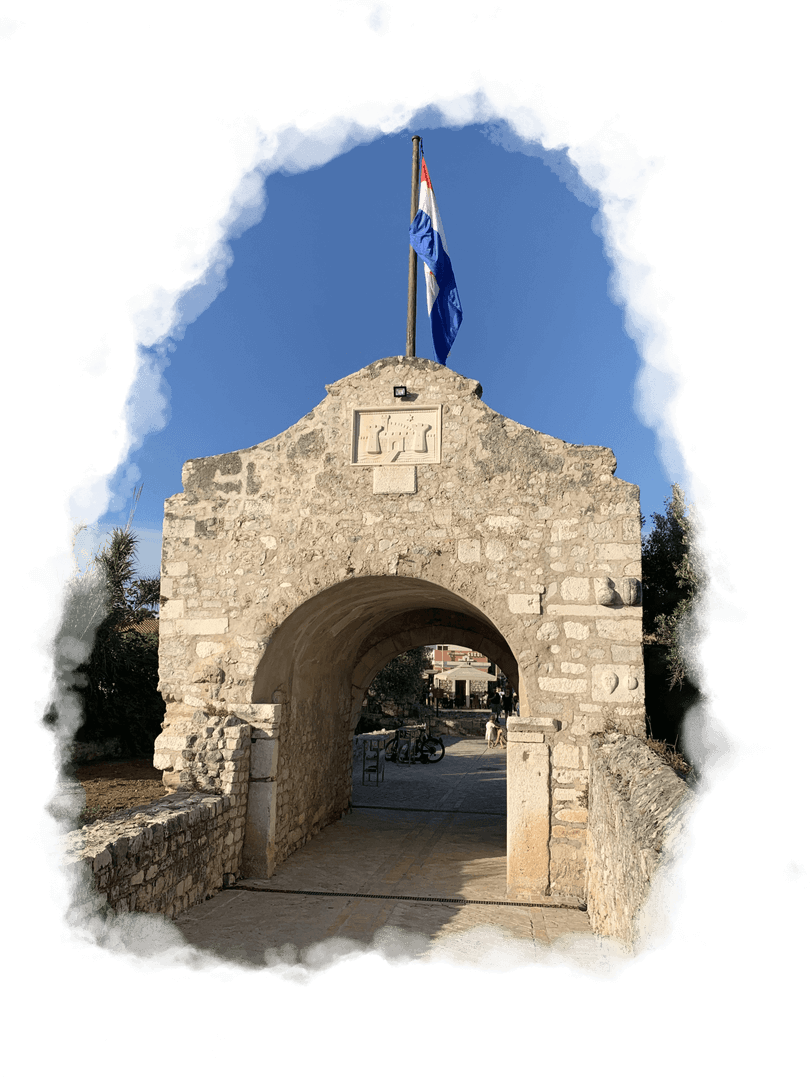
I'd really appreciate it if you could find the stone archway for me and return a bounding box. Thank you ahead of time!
[244,575,519,875]
[155,355,645,904]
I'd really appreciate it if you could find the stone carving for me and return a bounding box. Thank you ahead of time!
[352,405,442,465]
[619,577,642,605]
[628,676,639,690]
[595,577,619,606]
[603,671,619,695]
[597,577,641,606]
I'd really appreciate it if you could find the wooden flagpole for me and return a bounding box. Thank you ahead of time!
[406,135,421,357]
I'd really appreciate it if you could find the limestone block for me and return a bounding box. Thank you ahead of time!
[590,664,645,703]
[569,714,608,736]
[165,561,188,576]
[508,593,542,614]
[595,544,639,562]
[372,466,417,494]
[611,644,643,663]
[551,519,579,541]
[536,622,559,641]
[485,515,519,530]
[561,577,591,602]
[164,518,195,538]
[552,825,586,840]
[563,622,590,639]
[552,743,581,769]
[552,788,581,802]
[250,736,279,780]
[595,618,642,642]
[509,717,561,734]
[457,539,481,563]
[196,641,225,658]
[507,738,550,898]
[588,521,616,540]
[486,540,506,561]
[177,618,229,636]
[537,676,587,694]
[161,599,184,620]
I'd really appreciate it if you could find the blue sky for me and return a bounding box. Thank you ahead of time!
[95,123,674,577]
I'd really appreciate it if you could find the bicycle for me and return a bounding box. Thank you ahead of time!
[385,722,445,764]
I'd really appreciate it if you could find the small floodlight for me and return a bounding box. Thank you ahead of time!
[393,385,408,398]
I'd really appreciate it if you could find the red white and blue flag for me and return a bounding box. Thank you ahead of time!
[408,157,462,365]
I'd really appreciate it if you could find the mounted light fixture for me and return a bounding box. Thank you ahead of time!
[393,385,408,398]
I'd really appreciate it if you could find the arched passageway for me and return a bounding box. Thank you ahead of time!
[250,575,518,870]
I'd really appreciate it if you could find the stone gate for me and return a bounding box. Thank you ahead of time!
[154,355,644,903]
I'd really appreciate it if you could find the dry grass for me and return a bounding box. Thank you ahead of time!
[596,704,708,799]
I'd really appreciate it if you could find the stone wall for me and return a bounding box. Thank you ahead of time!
[586,733,694,947]
[65,791,243,917]
[67,711,254,917]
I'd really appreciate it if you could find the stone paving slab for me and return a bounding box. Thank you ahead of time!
[353,735,508,815]
[173,888,600,968]
[172,738,605,969]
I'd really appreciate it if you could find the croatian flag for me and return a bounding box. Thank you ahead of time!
[408,158,462,365]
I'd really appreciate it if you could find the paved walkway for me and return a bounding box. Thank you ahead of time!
[173,737,609,970]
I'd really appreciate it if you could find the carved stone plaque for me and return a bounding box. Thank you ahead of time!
[351,405,442,466]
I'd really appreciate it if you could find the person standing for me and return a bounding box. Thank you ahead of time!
[485,715,498,748]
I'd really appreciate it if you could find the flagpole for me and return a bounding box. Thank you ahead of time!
[406,135,421,358]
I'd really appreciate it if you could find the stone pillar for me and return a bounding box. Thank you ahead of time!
[227,704,283,880]
[505,717,559,901]
[243,730,279,878]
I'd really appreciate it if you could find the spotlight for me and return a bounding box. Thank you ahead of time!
[393,385,408,399]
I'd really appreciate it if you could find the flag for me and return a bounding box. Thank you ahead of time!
[408,157,462,365]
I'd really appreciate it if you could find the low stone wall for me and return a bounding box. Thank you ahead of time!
[66,711,253,917]
[65,792,244,917]
[431,712,489,737]
[586,733,694,947]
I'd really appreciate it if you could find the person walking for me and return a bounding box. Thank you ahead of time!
[494,688,504,719]
[493,718,507,748]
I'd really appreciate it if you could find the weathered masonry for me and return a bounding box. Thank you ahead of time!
[154,355,644,902]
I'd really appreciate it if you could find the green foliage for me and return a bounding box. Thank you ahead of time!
[76,624,164,755]
[46,515,164,757]
[366,648,432,710]
[641,484,691,637]
[642,484,703,689]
